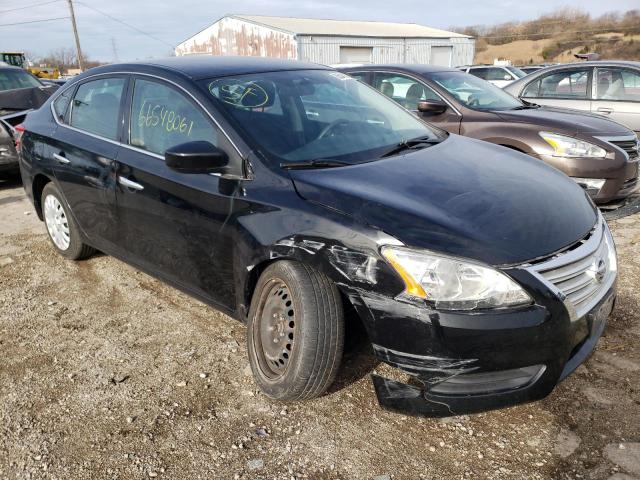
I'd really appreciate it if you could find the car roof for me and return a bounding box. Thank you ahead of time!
[338,63,460,75]
[85,55,330,80]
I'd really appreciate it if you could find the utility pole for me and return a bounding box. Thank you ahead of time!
[66,0,84,71]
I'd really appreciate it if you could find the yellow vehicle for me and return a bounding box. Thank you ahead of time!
[27,66,61,80]
[1,52,26,68]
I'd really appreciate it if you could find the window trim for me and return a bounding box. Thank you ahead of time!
[49,71,245,161]
[524,67,593,101]
[593,66,640,104]
[125,74,222,160]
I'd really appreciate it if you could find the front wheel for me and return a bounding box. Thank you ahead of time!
[247,261,344,401]
[41,182,94,260]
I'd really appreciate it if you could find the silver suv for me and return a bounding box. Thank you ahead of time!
[459,65,527,87]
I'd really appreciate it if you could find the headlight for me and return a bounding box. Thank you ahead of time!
[539,132,607,158]
[381,247,533,310]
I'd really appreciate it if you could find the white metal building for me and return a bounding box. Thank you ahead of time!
[175,15,475,67]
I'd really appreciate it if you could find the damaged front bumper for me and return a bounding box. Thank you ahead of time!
[343,215,616,417]
[365,288,614,417]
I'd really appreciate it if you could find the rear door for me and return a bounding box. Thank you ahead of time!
[114,75,245,310]
[592,66,640,135]
[46,75,127,250]
[520,67,592,111]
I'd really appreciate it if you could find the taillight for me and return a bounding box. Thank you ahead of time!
[14,124,25,151]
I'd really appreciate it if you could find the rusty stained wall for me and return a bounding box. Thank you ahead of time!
[175,17,297,59]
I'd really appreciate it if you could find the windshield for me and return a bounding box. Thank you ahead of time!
[0,69,42,91]
[201,69,442,165]
[506,66,527,78]
[430,71,523,111]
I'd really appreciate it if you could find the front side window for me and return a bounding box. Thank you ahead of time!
[130,78,218,156]
[70,77,125,140]
[372,73,441,110]
[535,69,590,99]
[596,68,640,101]
[202,69,442,166]
[0,69,42,91]
[430,71,522,111]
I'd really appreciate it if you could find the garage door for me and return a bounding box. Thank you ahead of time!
[339,47,373,64]
[431,46,453,67]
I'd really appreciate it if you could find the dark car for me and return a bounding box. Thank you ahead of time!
[0,65,57,174]
[338,64,639,204]
[19,56,616,417]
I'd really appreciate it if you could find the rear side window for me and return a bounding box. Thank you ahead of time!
[596,68,640,101]
[130,78,217,156]
[469,68,510,81]
[70,77,125,140]
[535,69,590,99]
[53,88,73,121]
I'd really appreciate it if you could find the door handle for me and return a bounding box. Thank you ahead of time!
[117,176,144,191]
[597,107,614,114]
[53,152,70,164]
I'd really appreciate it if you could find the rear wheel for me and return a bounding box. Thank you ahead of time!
[247,261,344,400]
[41,183,94,260]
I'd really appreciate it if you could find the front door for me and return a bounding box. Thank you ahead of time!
[520,67,592,112]
[114,76,246,310]
[369,71,462,133]
[46,75,127,250]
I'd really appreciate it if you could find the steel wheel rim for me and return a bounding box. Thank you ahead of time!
[254,279,297,379]
[43,194,71,251]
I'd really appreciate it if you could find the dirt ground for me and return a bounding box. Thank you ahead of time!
[1,172,639,480]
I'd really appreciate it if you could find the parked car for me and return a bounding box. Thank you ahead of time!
[504,61,640,136]
[338,64,639,203]
[0,65,58,174]
[20,57,616,417]
[459,65,527,87]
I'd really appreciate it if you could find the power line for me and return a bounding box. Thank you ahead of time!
[75,2,174,48]
[0,16,69,28]
[0,0,62,14]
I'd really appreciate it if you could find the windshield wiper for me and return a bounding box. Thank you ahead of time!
[280,159,351,170]
[513,100,541,109]
[380,135,440,158]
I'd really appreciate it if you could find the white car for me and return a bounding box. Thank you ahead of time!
[459,65,527,88]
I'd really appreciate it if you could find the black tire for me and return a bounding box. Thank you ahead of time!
[247,260,344,401]
[41,182,94,261]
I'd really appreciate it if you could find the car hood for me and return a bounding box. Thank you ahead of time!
[494,106,631,136]
[290,135,597,266]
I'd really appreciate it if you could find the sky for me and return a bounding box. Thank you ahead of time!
[0,0,638,62]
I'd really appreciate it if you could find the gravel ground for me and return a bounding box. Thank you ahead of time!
[1,173,639,480]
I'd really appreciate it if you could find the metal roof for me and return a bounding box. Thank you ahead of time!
[230,14,470,39]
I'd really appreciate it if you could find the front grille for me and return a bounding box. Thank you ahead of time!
[610,139,639,159]
[526,218,616,320]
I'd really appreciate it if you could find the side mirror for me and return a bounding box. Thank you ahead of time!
[504,74,512,80]
[417,100,447,115]
[165,141,229,175]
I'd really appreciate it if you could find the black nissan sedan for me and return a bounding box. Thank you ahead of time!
[18,56,617,417]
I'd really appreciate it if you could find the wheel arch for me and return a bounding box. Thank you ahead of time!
[31,173,53,221]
